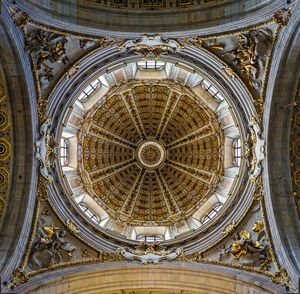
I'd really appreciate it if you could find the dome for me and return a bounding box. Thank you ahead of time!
[78,81,224,226]
[58,60,242,242]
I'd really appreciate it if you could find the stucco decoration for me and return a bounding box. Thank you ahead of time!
[245,116,265,181]
[121,35,183,59]
[117,242,183,264]
[35,118,57,182]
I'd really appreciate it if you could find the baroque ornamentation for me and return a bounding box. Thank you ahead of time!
[37,176,50,201]
[117,242,183,264]
[120,35,183,59]
[35,118,57,182]
[66,219,80,234]
[180,19,281,120]
[245,116,265,181]
[28,216,77,270]
[8,6,119,115]
[273,7,293,27]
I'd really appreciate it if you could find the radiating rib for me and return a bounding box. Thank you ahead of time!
[121,92,147,140]
[166,159,212,185]
[89,123,137,149]
[120,168,146,215]
[155,170,180,214]
[89,159,136,183]
[166,124,214,150]
[156,91,182,140]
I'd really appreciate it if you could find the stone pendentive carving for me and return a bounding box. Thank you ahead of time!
[244,116,265,181]
[28,220,77,270]
[218,221,270,269]
[9,7,116,99]
[35,118,57,182]
[117,242,183,264]
[120,35,183,59]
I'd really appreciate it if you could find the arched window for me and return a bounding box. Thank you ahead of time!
[233,138,242,166]
[78,78,102,101]
[202,79,224,101]
[202,204,222,224]
[136,235,164,243]
[60,138,68,166]
[137,60,165,70]
[79,203,101,224]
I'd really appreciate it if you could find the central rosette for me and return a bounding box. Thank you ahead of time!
[136,140,165,170]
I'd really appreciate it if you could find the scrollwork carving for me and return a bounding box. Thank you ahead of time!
[120,34,183,59]
[35,118,57,182]
[273,7,292,27]
[117,242,183,264]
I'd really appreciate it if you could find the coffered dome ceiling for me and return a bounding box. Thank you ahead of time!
[56,59,243,242]
[78,81,224,226]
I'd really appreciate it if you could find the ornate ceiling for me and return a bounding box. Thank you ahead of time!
[78,81,223,226]
[0,1,299,293]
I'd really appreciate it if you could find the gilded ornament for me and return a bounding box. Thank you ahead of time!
[273,8,292,27]
[66,219,80,234]
[221,222,236,234]
[29,217,77,270]
[37,97,48,122]
[41,207,51,216]
[80,248,91,258]
[8,267,28,288]
[66,65,79,79]
[37,177,50,201]
[272,268,291,289]
[223,66,235,79]
[252,221,264,235]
